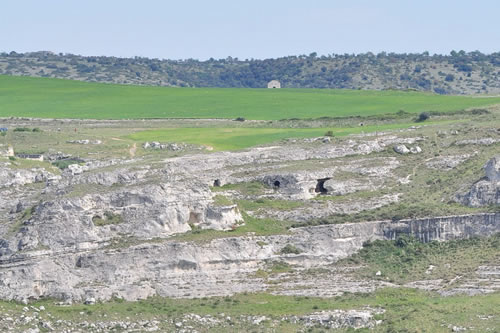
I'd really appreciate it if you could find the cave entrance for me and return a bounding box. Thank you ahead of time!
[273,180,281,188]
[213,179,221,187]
[315,178,331,194]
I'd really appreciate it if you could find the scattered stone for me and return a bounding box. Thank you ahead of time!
[289,309,384,329]
[451,325,467,332]
[84,297,96,305]
[410,146,422,154]
[455,138,500,146]
[67,139,102,145]
[394,144,410,154]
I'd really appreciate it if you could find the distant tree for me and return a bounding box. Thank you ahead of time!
[417,112,430,122]
[445,74,455,82]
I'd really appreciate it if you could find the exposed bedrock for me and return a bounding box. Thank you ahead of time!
[259,157,400,200]
[0,213,497,302]
[458,156,500,207]
[2,182,243,255]
[163,135,421,187]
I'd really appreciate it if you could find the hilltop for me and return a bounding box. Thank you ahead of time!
[1,50,499,94]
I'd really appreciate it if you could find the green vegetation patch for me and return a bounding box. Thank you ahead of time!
[212,181,269,196]
[51,158,84,170]
[128,122,419,151]
[279,244,302,255]
[92,211,123,226]
[237,198,305,212]
[2,75,500,120]
[172,213,293,243]
[212,195,234,206]
[344,234,500,283]
[2,289,498,332]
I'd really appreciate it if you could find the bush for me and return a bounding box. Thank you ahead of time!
[0,132,6,137]
[92,211,123,226]
[444,74,455,82]
[13,127,31,132]
[32,127,42,132]
[280,244,302,255]
[324,130,334,137]
[416,112,430,122]
[234,117,245,122]
[51,158,83,170]
[433,87,447,95]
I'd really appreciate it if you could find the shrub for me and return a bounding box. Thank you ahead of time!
[13,127,31,132]
[416,112,430,122]
[280,244,302,255]
[235,117,245,122]
[433,87,447,95]
[32,127,42,132]
[324,130,334,137]
[92,211,123,226]
[444,74,455,82]
[0,132,6,137]
[8,156,15,161]
[51,158,84,170]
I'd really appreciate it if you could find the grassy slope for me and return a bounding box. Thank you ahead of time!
[1,75,500,120]
[1,289,498,332]
[128,121,449,151]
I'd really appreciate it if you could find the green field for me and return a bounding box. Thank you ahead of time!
[1,75,500,120]
[129,122,425,150]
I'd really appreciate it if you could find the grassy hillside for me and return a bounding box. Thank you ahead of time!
[1,75,500,120]
[129,122,424,151]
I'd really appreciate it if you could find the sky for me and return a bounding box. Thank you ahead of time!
[1,0,499,60]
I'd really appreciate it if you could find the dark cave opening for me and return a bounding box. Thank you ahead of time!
[315,178,331,194]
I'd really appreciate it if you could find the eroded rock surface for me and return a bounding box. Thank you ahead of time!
[458,156,500,207]
[1,129,499,304]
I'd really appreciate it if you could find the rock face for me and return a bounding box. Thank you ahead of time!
[1,130,498,304]
[485,156,500,182]
[426,154,472,170]
[0,213,497,302]
[10,182,243,254]
[458,156,500,207]
[0,167,59,188]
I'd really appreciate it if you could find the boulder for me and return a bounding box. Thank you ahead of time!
[457,156,500,207]
[485,156,500,182]
[410,146,422,154]
[393,145,410,154]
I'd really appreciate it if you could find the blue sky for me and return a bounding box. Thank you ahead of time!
[1,0,498,59]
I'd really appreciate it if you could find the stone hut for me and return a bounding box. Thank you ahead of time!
[267,80,281,89]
